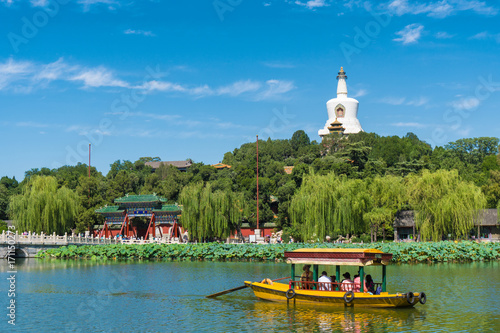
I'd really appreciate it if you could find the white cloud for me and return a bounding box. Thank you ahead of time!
[391,122,428,128]
[70,67,129,88]
[449,97,480,110]
[105,111,182,122]
[0,58,33,90]
[386,0,497,18]
[30,0,49,6]
[470,31,500,43]
[256,80,295,100]
[137,79,292,100]
[216,80,261,96]
[137,80,187,93]
[77,0,118,12]
[262,61,295,69]
[124,29,155,37]
[379,97,406,105]
[394,23,424,44]
[406,96,429,106]
[34,58,73,81]
[351,88,367,98]
[435,31,455,39]
[15,121,51,128]
[292,0,330,10]
[0,58,295,100]
[379,96,429,106]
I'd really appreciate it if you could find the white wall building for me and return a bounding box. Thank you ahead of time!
[318,67,363,137]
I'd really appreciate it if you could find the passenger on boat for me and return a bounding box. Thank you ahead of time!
[364,274,375,294]
[318,271,332,291]
[330,275,338,291]
[301,265,313,289]
[353,274,361,292]
[341,272,353,291]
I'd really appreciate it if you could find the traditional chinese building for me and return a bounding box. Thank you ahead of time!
[95,194,183,240]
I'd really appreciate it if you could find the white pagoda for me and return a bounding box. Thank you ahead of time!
[318,67,363,137]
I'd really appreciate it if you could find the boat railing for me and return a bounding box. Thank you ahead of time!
[288,280,383,293]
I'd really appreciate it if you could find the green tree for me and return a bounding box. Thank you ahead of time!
[482,170,500,208]
[406,170,486,241]
[290,130,310,151]
[179,182,247,240]
[0,220,8,233]
[364,175,406,242]
[445,137,499,165]
[9,176,79,234]
[0,184,8,220]
[75,175,106,232]
[290,173,370,241]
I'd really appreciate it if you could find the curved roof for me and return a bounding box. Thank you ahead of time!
[285,248,392,266]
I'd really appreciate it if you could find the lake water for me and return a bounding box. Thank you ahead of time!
[1,259,499,332]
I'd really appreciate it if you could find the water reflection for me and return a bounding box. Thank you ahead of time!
[1,259,499,332]
[249,301,426,332]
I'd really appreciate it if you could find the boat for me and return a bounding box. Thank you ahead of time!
[244,248,426,308]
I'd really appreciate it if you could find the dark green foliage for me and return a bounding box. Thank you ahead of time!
[0,220,8,233]
[0,185,8,220]
[3,131,499,240]
[37,241,500,263]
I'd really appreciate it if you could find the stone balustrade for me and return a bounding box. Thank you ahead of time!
[0,231,182,246]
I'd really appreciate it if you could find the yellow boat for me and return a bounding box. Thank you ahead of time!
[244,248,426,308]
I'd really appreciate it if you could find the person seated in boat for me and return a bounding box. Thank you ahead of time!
[364,274,375,294]
[318,271,332,291]
[300,265,313,289]
[353,273,361,292]
[330,275,338,290]
[341,272,353,291]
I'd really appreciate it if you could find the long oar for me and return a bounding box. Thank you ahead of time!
[206,276,291,298]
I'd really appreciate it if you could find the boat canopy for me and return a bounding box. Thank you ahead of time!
[284,248,393,266]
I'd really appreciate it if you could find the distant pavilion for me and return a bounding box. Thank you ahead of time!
[95,194,183,240]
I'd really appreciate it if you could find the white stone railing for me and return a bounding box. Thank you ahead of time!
[0,231,184,245]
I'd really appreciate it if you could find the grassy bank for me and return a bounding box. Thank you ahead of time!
[36,241,500,263]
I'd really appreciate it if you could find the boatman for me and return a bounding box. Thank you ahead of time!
[301,265,313,289]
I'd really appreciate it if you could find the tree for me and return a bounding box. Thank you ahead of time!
[290,173,370,242]
[9,176,79,234]
[364,175,406,242]
[445,137,499,165]
[290,130,310,151]
[74,175,106,232]
[482,170,500,208]
[179,182,247,240]
[0,184,8,220]
[406,170,486,241]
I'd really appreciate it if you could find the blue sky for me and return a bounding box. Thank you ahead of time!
[1,0,499,180]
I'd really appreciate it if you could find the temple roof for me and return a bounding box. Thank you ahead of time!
[95,206,125,214]
[115,194,168,204]
[153,204,182,212]
[211,163,232,169]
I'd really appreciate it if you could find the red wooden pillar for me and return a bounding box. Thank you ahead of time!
[126,215,130,237]
[152,214,156,238]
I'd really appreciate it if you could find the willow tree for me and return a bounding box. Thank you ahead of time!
[290,173,371,242]
[406,169,486,241]
[9,175,79,234]
[179,182,247,240]
[364,175,406,242]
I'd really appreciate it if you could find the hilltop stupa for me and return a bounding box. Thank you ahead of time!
[318,67,363,137]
